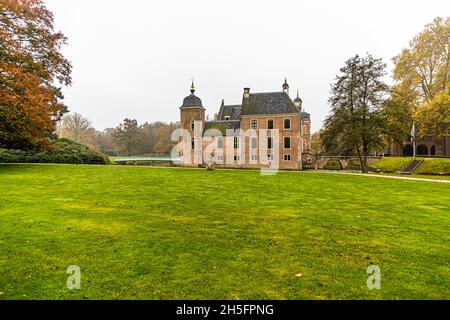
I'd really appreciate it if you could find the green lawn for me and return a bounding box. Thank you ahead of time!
[372,157,413,172]
[415,158,450,175]
[376,173,450,181]
[0,164,449,300]
[372,157,450,175]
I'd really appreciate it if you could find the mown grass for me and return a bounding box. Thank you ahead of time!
[377,173,450,181]
[373,157,450,175]
[0,164,449,300]
[415,159,450,175]
[372,157,413,172]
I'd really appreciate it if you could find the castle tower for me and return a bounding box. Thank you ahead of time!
[179,81,205,166]
[294,89,303,112]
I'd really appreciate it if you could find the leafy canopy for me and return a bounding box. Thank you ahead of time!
[322,54,389,172]
[392,17,449,138]
[0,0,72,149]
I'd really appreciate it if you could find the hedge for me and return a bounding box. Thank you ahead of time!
[0,138,108,164]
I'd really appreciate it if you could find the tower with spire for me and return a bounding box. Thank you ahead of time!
[293,89,303,112]
[179,80,205,166]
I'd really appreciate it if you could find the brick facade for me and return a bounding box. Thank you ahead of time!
[179,80,312,170]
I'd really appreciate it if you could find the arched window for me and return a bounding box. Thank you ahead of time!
[430,145,436,156]
[403,144,413,156]
[417,145,428,156]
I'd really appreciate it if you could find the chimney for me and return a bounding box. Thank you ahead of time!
[243,88,250,98]
[218,99,225,120]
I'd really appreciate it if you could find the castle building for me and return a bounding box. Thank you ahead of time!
[385,136,450,157]
[178,79,312,170]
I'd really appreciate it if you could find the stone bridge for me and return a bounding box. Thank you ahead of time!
[312,156,381,170]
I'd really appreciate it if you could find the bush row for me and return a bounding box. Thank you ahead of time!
[0,138,108,164]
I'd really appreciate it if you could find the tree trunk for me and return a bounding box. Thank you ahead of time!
[356,148,365,173]
[362,153,368,173]
[361,145,369,173]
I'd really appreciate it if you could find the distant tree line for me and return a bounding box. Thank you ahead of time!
[58,114,178,156]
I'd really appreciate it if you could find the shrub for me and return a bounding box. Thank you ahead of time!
[0,149,26,162]
[0,138,108,164]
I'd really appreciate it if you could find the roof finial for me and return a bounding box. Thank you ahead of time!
[282,78,289,94]
[190,78,195,94]
[297,88,299,98]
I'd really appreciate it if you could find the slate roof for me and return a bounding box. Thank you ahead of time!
[219,105,241,120]
[301,112,310,120]
[203,120,241,136]
[241,92,300,115]
[181,94,203,108]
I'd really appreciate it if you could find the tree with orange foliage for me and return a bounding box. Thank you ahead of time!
[0,0,72,149]
[392,17,449,139]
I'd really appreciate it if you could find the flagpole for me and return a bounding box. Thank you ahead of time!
[412,122,416,159]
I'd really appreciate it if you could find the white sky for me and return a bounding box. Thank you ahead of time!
[45,0,449,133]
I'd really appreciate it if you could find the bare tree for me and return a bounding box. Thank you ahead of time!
[58,112,96,148]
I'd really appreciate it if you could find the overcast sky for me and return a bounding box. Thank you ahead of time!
[45,0,449,133]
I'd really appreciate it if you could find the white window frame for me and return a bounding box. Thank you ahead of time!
[284,154,291,162]
[250,119,258,130]
[234,137,240,149]
[283,136,291,150]
[251,137,258,149]
[283,118,291,130]
[217,137,224,149]
[267,137,273,150]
